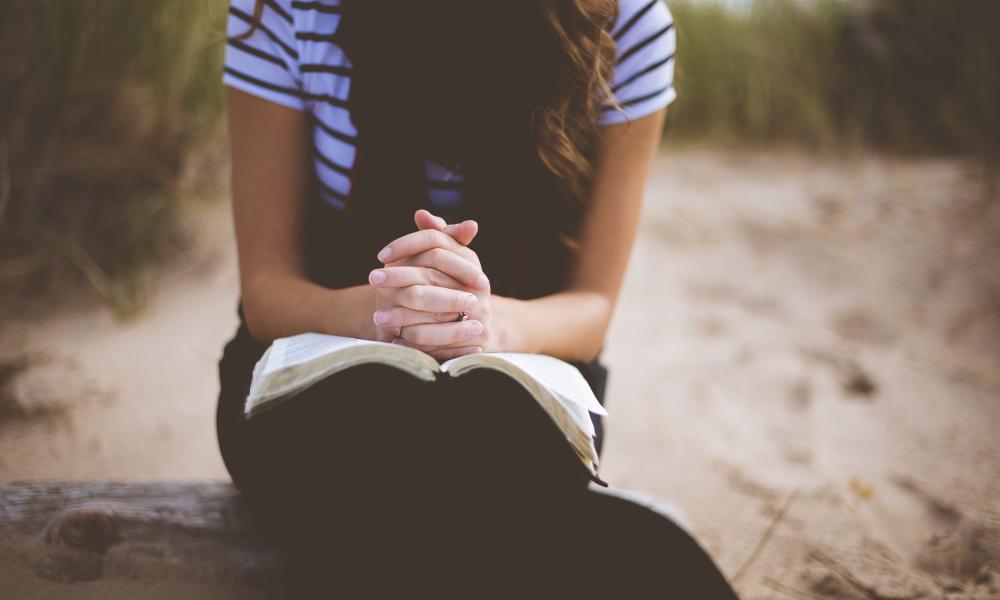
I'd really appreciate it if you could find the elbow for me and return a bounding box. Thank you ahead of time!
[576,344,604,365]
[240,297,271,344]
[239,277,277,344]
[575,292,614,363]
[577,330,608,364]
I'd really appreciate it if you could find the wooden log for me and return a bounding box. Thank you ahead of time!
[0,482,281,597]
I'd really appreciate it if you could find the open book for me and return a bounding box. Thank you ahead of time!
[247,333,608,479]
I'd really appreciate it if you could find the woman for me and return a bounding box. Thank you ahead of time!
[217,0,738,597]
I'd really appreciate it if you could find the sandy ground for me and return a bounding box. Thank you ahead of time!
[1,148,999,598]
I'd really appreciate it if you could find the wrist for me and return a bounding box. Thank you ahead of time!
[492,296,530,353]
[318,284,377,341]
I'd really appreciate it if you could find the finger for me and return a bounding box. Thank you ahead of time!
[396,285,478,313]
[428,346,483,361]
[395,248,489,292]
[398,319,484,347]
[377,228,470,264]
[413,209,446,231]
[369,266,464,290]
[413,210,479,246]
[446,220,478,246]
[373,307,461,328]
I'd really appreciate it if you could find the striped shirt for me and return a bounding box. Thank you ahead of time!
[223,0,677,213]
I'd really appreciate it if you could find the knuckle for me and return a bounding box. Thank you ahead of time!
[427,268,446,287]
[427,247,447,264]
[396,309,414,327]
[459,248,481,266]
[382,270,400,287]
[389,267,408,284]
[431,230,451,247]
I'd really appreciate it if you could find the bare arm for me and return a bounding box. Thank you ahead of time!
[494,109,666,362]
[228,88,375,342]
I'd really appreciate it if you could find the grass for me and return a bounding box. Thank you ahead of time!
[666,0,1000,158]
[0,0,228,314]
[668,0,846,147]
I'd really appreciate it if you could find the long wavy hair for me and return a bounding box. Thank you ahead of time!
[234,0,620,297]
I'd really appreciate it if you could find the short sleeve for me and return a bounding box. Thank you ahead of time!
[223,0,305,111]
[599,0,677,126]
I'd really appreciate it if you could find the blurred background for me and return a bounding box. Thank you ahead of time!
[1,0,998,598]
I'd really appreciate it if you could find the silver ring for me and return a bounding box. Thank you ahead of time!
[456,312,469,322]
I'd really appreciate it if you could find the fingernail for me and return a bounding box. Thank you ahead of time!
[377,247,391,262]
[467,320,484,335]
[369,270,386,285]
[476,273,490,291]
[374,311,390,325]
[463,294,478,310]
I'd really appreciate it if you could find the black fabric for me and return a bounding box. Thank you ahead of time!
[216,316,737,599]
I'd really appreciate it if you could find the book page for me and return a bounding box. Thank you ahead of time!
[560,393,597,438]
[247,333,441,418]
[262,333,378,375]
[465,353,608,417]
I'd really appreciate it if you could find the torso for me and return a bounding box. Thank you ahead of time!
[225,0,676,223]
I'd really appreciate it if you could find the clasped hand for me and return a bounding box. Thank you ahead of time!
[368,210,494,360]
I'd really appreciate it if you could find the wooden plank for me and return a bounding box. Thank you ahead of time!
[0,482,281,595]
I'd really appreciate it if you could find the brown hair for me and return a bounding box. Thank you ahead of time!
[536,0,619,200]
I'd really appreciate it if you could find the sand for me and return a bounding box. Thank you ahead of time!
[1,148,998,598]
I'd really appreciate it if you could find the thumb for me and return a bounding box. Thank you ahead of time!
[414,209,447,231]
[414,209,478,246]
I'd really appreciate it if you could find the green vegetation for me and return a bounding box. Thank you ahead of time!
[0,0,227,313]
[667,0,1000,156]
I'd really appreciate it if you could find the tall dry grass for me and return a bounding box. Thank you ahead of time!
[0,0,227,313]
[668,0,846,146]
[667,0,1000,157]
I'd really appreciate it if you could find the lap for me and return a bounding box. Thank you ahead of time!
[218,361,591,517]
[214,340,736,597]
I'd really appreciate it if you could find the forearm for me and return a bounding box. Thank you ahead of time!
[494,290,613,362]
[241,272,375,343]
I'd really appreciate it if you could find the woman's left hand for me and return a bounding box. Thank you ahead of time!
[373,210,497,360]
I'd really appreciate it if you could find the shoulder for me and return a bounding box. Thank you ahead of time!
[227,0,297,34]
[612,0,674,42]
[223,0,305,111]
[600,0,677,126]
